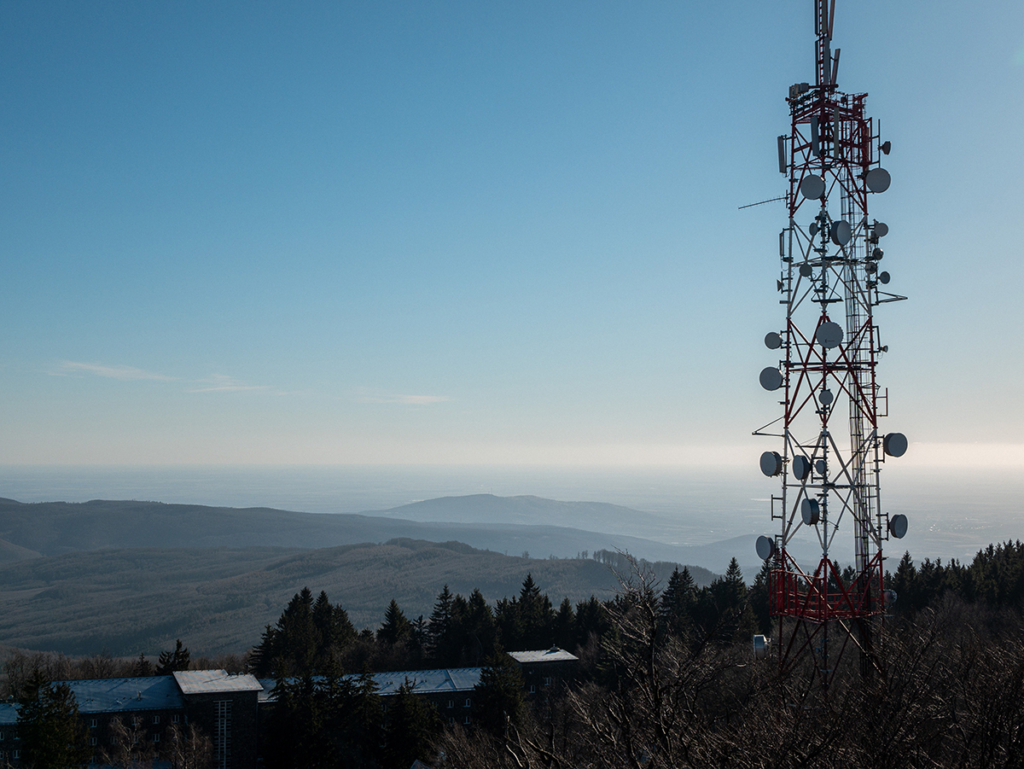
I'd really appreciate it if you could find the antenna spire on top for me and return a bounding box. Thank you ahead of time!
[816,0,837,87]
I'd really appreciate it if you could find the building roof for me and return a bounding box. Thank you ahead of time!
[509,647,579,664]
[0,703,18,725]
[257,667,483,704]
[68,676,185,713]
[372,668,481,696]
[173,670,263,695]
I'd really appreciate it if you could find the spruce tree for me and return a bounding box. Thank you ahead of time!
[382,680,441,769]
[156,639,191,675]
[659,566,697,639]
[17,673,91,769]
[377,599,413,646]
[473,651,527,738]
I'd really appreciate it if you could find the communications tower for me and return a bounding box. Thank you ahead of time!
[754,0,909,689]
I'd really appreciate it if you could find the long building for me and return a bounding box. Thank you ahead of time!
[0,647,577,768]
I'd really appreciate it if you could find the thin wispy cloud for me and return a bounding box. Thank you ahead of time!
[57,361,176,381]
[54,361,277,394]
[356,389,450,405]
[187,374,271,393]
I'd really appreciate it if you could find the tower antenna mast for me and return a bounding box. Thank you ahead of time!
[754,0,908,691]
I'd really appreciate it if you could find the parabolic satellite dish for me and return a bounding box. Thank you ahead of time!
[760,451,783,477]
[756,535,776,560]
[760,367,784,391]
[799,263,813,277]
[764,332,783,350]
[830,220,852,246]
[866,168,891,193]
[815,322,844,348]
[792,455,811,480]
[800,175,825,200]
[801,498,820,525]
[888,514,909,539]
[819,388,834,406]
[884,432,908,457]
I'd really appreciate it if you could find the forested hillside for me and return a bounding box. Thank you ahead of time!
[0,496,764,570]
[0,538,715,656]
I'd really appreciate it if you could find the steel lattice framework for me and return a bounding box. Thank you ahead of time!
[754,0,907,691]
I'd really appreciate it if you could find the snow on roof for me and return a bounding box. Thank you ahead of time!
[173,670,263,695]
[508,647,579,664]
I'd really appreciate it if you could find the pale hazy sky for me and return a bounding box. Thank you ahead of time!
[2,1,1022,468]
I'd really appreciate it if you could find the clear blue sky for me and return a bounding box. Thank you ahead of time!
[1,1,1022,467]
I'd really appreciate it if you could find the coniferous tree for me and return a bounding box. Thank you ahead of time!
[463,589,498,666]
[427,585,461,666]
[382,680,441,769]
[518,573,554,649]
[659,566,697,640]
[377,600,413,647]
[17,672,91,769]
[156,640,191,675]
[553,597,576,650]
[132,652,153,677]
[574,595,611,650]
[473,651,527,739]
[312,589,357,662]
[253,588,357,677]
[494,597,523,651]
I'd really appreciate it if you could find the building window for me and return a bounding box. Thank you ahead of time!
[464,698,471,708]
[0,731,4,741]
[153,734,160,743]
[90,718,98,728]
[529,685,536,694]
[447,700,454,709]
[463,716,471,725]
[14,750,21,759]
[153,715,160,725]
[89,737,97,746]
[173,714,180,724]
[544,677,552,686]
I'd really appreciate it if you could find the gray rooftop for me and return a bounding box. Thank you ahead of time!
[372,668,481,696]
[257,667,482,703]
[69,676,184,714]
[509,647,579,664]
[173,670,263,695]
[0,703,18,726]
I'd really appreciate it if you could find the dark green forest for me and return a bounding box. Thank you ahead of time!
[253,541,1024,769]
[7,542,1024,768]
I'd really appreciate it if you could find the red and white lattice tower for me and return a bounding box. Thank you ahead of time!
[754,0,908,689]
